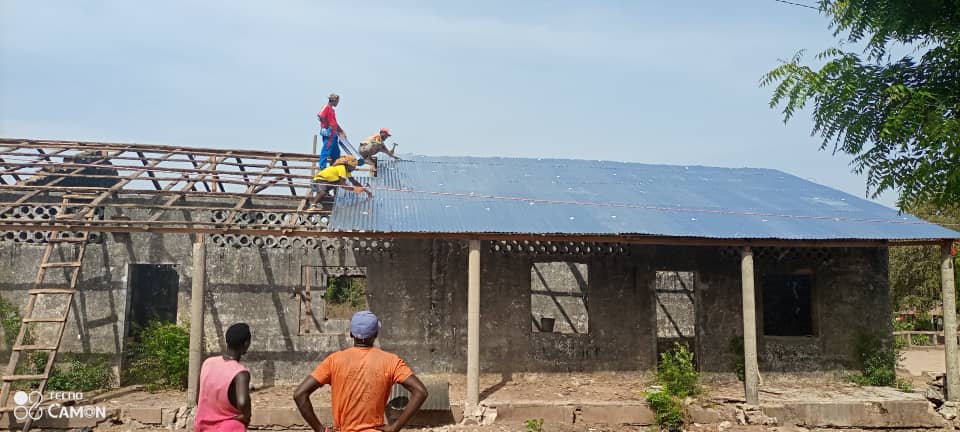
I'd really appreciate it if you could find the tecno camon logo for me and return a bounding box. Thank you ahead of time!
[13,390,106,421]
[13,391,42,421]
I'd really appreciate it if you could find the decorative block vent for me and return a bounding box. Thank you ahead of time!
[208,232,393,253]
[490,240,629,257]
[718,246,835,263]
[0,204,104,243]
[210,210,329,228]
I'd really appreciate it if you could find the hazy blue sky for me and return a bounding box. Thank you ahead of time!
[0,0,897,206]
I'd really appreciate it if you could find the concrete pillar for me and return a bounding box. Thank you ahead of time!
[942,241,959,400]
[187,235,206,406]
[740,247,760,405]
[465,239,481,417]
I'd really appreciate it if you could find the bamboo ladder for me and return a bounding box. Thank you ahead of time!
[0,193,100,427]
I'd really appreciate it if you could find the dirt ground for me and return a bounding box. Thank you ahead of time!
[90,371,934,432]
[901,346,947,377]
[105,370,922,410]
[95,424,938,432]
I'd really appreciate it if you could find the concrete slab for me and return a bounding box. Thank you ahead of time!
[250,407,331,427]
[688,406,723,424]
[763,399,945,429]
[492,404,574,425]
[576,404,654,424]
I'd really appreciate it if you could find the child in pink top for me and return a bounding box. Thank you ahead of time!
[195,323,253,431]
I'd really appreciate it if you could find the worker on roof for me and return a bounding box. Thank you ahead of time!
[317,93,346,169]
[358,128,401,166]
[309,155,373,208]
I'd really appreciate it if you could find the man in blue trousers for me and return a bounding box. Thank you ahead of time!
[317,93,346,169]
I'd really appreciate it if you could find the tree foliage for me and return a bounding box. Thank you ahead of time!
[762,0,960,209]
[889,203,959,311]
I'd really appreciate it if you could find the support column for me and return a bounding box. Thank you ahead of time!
[741,247,760,405]
[187,234,206,406]
[465,239,481,417]
[942,241,959,401]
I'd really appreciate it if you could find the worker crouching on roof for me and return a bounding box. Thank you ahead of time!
[309,155,373,208]
[358,128,401,165]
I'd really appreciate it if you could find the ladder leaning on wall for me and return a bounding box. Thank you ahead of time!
[0,193,99,428]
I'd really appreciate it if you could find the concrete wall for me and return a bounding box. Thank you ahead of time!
[0,198,892,385]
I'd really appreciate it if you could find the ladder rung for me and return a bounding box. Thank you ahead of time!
[21,316,67,323]
[41,262,82,268]
[2,374,47,381]
[28,288,75,295]
[63,194,99,200]
[12,344,58,351]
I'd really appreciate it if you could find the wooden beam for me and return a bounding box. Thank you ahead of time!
[148,155,230,222]
[137,151,163,190]
[66,151,181,220]
[187,154,207,192]
[0,157,22,183]
[0,149,128,217]
[221,155,282,225]
[0,138,322,163]
[0,146,314,172]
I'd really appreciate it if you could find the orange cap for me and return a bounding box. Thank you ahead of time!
[379,128,391,136]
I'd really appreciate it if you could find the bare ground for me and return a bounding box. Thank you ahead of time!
[90,371,933,431]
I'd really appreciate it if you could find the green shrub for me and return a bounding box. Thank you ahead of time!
[47,354,112,391]
[848,334,899,388]
[524,418,543,432]
[913,334,932,346]
[126,321,190,390]
[892,316,914,332]
[658,343,700,398]
[646,390,683,429]
[895,378,914,393]
[914,312,935,331]
[0,295,22,347]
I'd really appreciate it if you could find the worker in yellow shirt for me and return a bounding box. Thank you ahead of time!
[309,155,373,208]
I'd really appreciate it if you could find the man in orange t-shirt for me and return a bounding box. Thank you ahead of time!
[293,311,428,432]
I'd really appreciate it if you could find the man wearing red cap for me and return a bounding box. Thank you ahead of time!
[358,128,401,166]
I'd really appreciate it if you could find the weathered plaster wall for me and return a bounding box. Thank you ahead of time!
[0,197,891,385]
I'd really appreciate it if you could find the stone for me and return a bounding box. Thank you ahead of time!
[745,410,778,425]
[938,403,959,421]
[926,386,946,406]
[718,420,732,431]
[736,409,747,425]
[688,406,722,424]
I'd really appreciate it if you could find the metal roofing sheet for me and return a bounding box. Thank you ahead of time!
[328,156,960,240]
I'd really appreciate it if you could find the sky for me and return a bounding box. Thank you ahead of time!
[0,0,898,207]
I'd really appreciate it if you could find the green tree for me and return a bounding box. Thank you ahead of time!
[889,203,959,310]
[762,0,960,209]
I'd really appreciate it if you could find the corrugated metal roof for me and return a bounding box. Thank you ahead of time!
[328,156,960,240]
